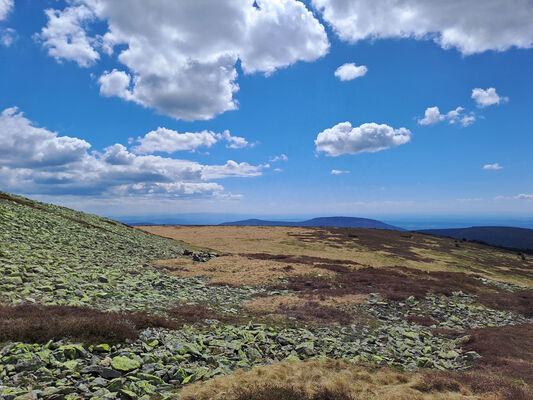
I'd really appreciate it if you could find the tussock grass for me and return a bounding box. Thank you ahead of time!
[180,358,531,400]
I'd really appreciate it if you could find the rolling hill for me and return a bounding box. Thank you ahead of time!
[419,226,533,252]
[220,216,404,230]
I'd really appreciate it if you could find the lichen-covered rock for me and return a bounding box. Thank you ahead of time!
[110,356,140,372]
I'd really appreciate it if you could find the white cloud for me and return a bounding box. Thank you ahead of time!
[203,160,268,179]
[496,193,533,201]
[274,168,283,173]
[36,5,100,67]
[0,0,13,21]
[334,63,367,81]
[269,154,288,162]
[483,163,503,170]
[39,0,329,121]
[216,130,251,149]
[418,106,475,127]
[331,169,349,175]
[0,27,16,46]
[460,114,476,127]
[0,107,264,198]
[312,0,533,55]
[315,121,411,156]
[418,106,445,126]
[0,107,91,168]
[472,88,509,108]
[133,128,219,154]
[132,128,250,154]
[98,69,133,100]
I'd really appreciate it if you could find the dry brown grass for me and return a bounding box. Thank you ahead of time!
[137,225,533,287]
[180,358,531,400]
[153,254,335,286]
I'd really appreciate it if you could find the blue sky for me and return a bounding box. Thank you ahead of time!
[1,0,532,223]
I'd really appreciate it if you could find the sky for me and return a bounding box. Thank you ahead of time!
[1,0,533,224]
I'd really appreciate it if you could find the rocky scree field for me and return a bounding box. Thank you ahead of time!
[0,191,532,399]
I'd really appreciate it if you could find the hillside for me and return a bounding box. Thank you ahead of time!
[220,216,404,230]
[420,226,533,252]
[1,191,532,399]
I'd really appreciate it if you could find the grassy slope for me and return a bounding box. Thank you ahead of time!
[139,225,533,287]
[1,192,532,399]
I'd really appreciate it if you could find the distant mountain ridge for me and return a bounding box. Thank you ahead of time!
[220,216,405,231]
[419,226,533,252]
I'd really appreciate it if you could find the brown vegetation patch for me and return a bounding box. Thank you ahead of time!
[413,372,532,400]
[407,315,438,326]
[0,304,173,344]
[0,303,224,344]
[242,253,359,270]
[271,266,480,301]
[167,303,225,324]
[463,323,533,384]
[180,358,519,400]
[477,290,533,317]
[243,295,366,325]
[276,301,354,325]
[153,255,335,286]
[270,266,533,315]
[289,227,533,282]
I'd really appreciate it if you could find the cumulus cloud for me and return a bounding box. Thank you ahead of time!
[331,169,349,175]
[0,107,264,198]
[315,122,411,156]
[0,107,91,168]
[0,0,13,21]
[133,128,219,154]
[98,70,133,99]
[334,63,367,81]
[418,106,475,127]
[269,154,288,162]
[472,88,509,108]
[311,0,533,55]
[483,163,503,170]
[132,128,250,154]
[515,194,533,200]
[36,5,100,67]
[38,0,329,121]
